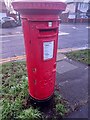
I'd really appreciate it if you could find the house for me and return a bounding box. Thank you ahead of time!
[61,0,90,23]
[0,0,7,19]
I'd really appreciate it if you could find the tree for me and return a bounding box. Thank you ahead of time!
[4,0,16,14]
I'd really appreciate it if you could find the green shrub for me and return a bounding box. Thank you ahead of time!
[54,91,62,102]
[18,107,42,120]
[2,65,28,120]
[66,49,90,65]
[56,103,67,116]
[2,93,24,120]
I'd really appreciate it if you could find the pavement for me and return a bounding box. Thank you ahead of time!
[56,53,89,119]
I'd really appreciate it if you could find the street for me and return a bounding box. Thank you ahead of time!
[0,23,89,59]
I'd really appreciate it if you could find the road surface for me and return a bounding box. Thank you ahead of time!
[0,23,89,59]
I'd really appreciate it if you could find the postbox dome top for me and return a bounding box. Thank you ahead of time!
[12,0,66,15]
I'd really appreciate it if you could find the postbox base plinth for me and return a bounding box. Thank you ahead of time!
[29,94,54,103]
[29,94,54,109]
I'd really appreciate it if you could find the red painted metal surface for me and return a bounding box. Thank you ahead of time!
[12,1,66,100]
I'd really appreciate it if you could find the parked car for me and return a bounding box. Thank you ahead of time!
[16,20,21,26]
[0,17,17,28]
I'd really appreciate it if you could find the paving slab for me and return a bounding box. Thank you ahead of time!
[56,53,67,61]
[56,58,89,118]
[57,60,78,74]
[67,103,88,118]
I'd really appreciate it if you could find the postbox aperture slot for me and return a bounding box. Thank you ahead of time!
[39,29,57,36]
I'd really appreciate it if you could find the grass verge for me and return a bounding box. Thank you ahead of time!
[1,61,69,120]
[65,49,90,65]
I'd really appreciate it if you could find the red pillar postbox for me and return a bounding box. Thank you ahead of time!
[12,0,66,101]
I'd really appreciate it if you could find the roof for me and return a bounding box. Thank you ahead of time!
[12,0,66,2]
[66,0,90,3]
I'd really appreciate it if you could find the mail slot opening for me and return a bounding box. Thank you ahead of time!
[39,29,57,36]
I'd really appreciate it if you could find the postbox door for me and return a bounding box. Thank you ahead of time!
[33,24,58,99]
